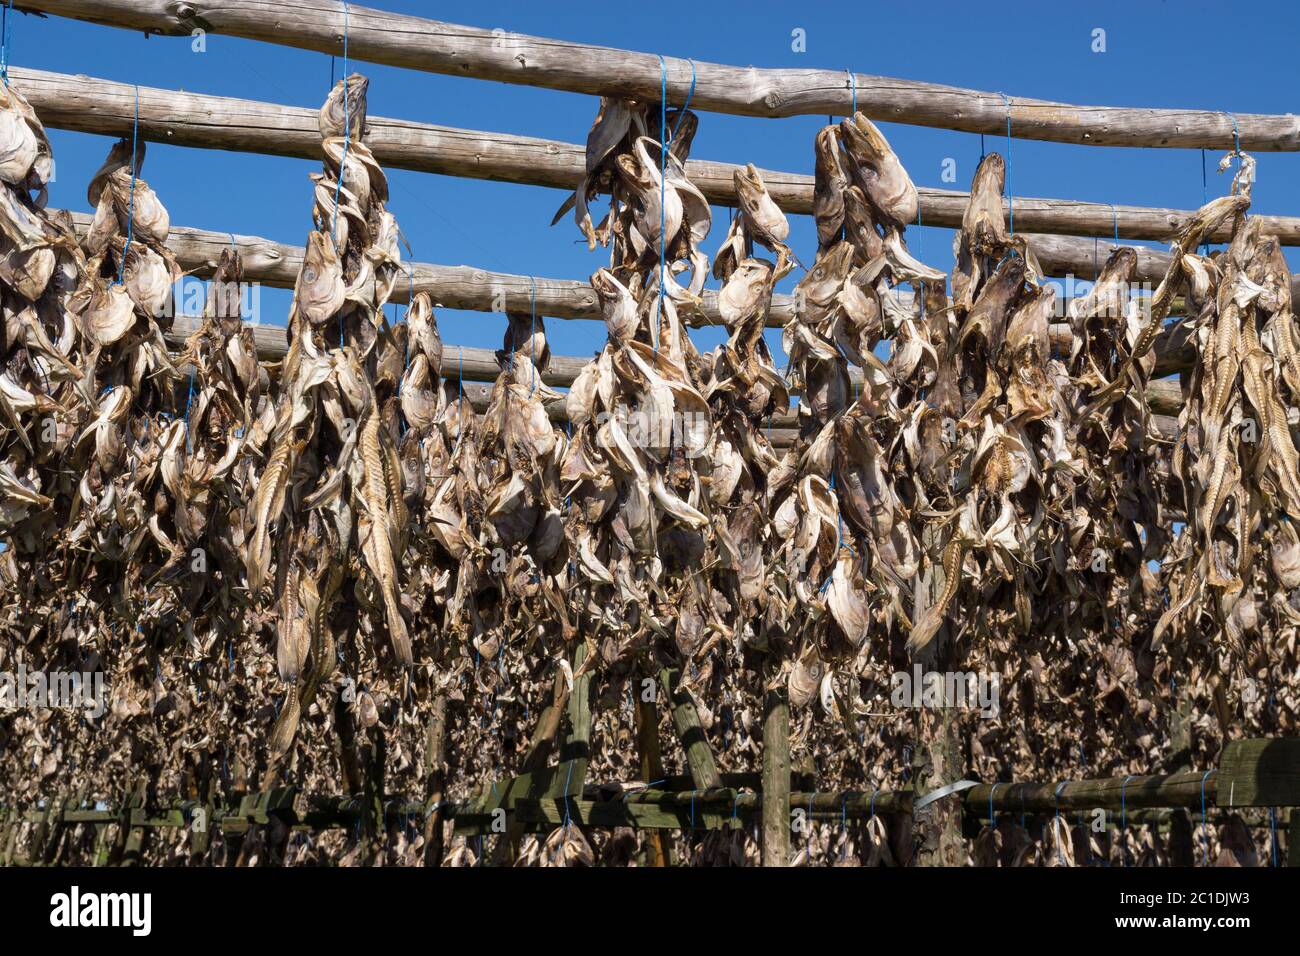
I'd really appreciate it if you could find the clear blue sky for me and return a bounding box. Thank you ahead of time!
[15,0,1300,364]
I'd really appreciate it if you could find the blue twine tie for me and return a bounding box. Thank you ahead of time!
[845,69,857,115]
[529,276,537,394]
[330,3,351,348]
[1054,782,1067,866]
[996,93,1013,234]
[1270,807,1278,867]
[655,56,667,354]
[1120,775,1133,867]
[0,0,14,87]
[1224,111,1241,156]
[457,347,463,442]
[184,368,196,452]
[1199,770,1213,866]
[115,86,141,286]
[671,59,697,141]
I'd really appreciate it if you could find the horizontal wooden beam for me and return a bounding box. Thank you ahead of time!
[965,771,1215,814]
[20,1,1300,150]
[134,216,1197,382]
[19,67,1297,248]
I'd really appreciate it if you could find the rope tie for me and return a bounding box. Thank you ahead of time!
[1120,775,1133,867]
[331,0,351,352]
[183,367,196,452]
[1270,807,1278,867]
[845,69,857,115]
[115,86,141,286]
[0,0,14,87]
[996,92,1013,234]
[332,3,353,247]
[1224,111,1242,156]
[1053,782,1067,866]
[1199,770,1213,866]
[529,275,537,394]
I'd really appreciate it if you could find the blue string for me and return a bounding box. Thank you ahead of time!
[1199,770,1213,866]
[1199,150,1209,255]
[529,276,537,394]
[1110,204,1118,249]
[183,368,196,452]
[997,93,1013,235]
[1054,782,1067,866]
[988,783,998,831]
[670,59,697,142]
[1224,111,1241,156]
[840,795,848,862]
[0,0,14,87]
[330,3,351,349]
[330,1,350,250]
[1270,807,1278,867]
[845,69,857,116]
[115,86,141,286]
[1120,775,1133,867]
[654,55,667,355]
[457,347,463,442]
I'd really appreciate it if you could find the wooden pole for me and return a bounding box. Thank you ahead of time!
[421,695,448,867]
[660,668,723,791]
[633,678,673,867]
[19,67,1298,245]
[21,2,1300,149]
[964,771,1216,812]
[761,687,791,867]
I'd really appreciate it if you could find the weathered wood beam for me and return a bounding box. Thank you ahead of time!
[965,770,1216,814]
[659,668,723,791]
[633,678,673,866]
[20,2,1300,150]
[1216,738,1300,808]
[761,687,791,866]
[421,696,448,867]
[24,67,1299,246]
[136,217,1196,354]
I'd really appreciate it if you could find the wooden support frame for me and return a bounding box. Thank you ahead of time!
[21,2,1300,149]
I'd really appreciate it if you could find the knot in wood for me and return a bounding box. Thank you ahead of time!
[762,91,784,111]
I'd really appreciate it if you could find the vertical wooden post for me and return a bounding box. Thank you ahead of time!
[660,668,722,790]
[1167,809,1194,866]
[119,781,148,867]
[634,674,672,867]
[910,525,966,867]
[422,695,448,867]
[361,725,387,864]
[189,801,214,864]
[0,809,12,866]
[761,686,790,867]
[911,706,964,866]
[489,664,572,865]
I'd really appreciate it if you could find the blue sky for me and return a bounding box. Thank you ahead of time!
[14,0,1300,364]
